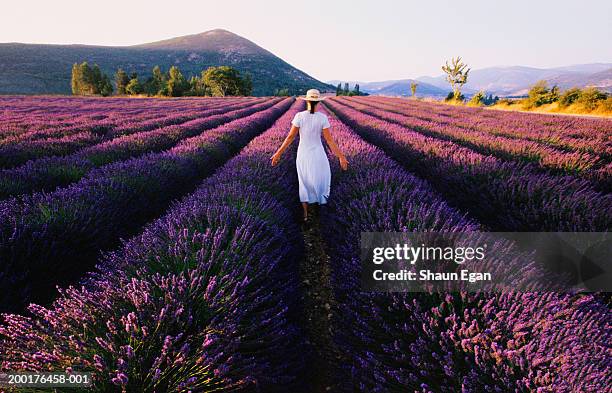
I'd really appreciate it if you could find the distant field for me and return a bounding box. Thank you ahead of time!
[0,95,609,392]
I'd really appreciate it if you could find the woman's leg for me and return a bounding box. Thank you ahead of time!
[302,202,308,221]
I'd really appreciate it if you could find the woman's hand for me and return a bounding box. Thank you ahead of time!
[270,152,281,166]
[339,156,349,171]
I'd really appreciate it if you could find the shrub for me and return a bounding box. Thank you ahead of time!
[558,87,582,108]
[469,91,486,106]
[576,87,608,111]
[599,96,612,112]
[526,80,559,108]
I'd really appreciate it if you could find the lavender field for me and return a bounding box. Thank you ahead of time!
[0,95,610,392]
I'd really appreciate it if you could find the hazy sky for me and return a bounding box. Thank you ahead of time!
[1,0,610,82]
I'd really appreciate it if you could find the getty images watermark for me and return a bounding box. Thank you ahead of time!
[361,232,612,292]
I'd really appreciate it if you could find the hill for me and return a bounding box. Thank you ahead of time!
[0,29,332,96]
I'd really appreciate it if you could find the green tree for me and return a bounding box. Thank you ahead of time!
[71,63,83,95]
[143,66,167,96]
[559,87,582,107]
[343,83,350,95]
[576,87,608,111]
[336,83,342,96]
[274,88,290,96]
[526,80,559,107]
[187,76,201,96]
[469,90,486,106]
[442,56,470,100]
[98,74,113,97]
[114,68,130,95]
[71,62,111,96]
[410,82,418,96]
[166,66,188,97]
[125,78,143,95]
[202,66,252,96]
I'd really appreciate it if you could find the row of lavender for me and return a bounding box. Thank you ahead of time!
[340,97,610,184]
[0,97,225,144]
[0,101,310,391]
[320,104,610,392]
[0,98,257,145]
[362,96,611,156]
[0,98,292,312]
[0,96,239,135]
[0,98,279,199]
[325,98,611,231]
[0,97,264,169]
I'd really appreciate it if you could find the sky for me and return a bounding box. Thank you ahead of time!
[1,0,611,82]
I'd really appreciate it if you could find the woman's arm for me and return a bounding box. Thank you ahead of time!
[322,128,348,170]
[271,125,299,166]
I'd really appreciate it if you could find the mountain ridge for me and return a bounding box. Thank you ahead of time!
[415,63,612,96]
[331,63,612,97]
[0,29,332,96]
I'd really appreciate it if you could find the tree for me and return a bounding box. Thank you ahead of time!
[143,66,167,96]
[202,66,252,96]
[344,83,350,95]
[125,78,143,95]
[71,63,83,95]
[274,88,290,96]
[167,66,188,97]
[442,57,470,100]
[115,68,129,95]
[98,74,113,97]
[71,62,94,95]
[71,62,112,96]
[469,90,486,106]
[187,76,203,96]
[576,87,607,111]
[336,83,342,96]
[410,82,418,97]
[526,80,559,107]
[559,87,582,107]
[354,84,360,94]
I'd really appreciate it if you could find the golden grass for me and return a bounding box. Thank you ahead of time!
[483,100,612,118]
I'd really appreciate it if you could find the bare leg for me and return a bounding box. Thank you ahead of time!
[302,202,308,221]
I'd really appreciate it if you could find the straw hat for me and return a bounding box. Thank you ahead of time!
[299,89,325,101]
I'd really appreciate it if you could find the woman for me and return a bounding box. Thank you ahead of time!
[271,89,348,222]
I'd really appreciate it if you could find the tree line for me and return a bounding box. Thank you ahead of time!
[335,83,368,96]
[71,62,253,97]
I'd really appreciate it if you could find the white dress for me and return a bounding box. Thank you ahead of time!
[292,110,331,204]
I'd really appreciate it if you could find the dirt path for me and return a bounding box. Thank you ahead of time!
[299,205,342,392]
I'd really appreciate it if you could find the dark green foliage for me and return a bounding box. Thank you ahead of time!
[558,87,582,107]
[201,66,252,96]
[445,91,464,101]
[469,90,486,106]
[335,82,368,97]
[114,68,129,95]
[167,66,189,97]
[469,91,498,106]
[125,78,143,95]
[274,88,290,96]
[526,80,559,107]
[188,76,206,96]
[575,87,608,110]
[70,62,113,96]
[98,74,113,97]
